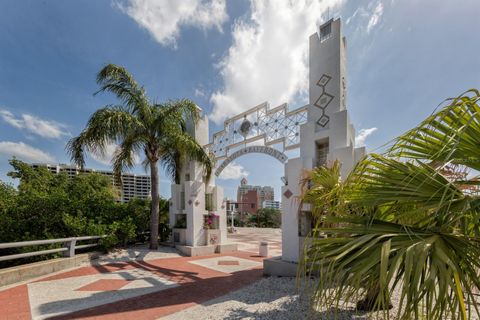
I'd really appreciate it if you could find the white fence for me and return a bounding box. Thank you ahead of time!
[0,235,106,262]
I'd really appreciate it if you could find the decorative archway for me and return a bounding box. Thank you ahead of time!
[215,146,288,177]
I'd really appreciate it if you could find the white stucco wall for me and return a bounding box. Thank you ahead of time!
[281,18,365,263]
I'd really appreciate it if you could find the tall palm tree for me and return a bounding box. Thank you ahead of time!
[67,64,212,250]
[301,90,480,319]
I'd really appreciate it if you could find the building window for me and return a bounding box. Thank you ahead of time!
[180,191,185,210]
[205,193,214,211]
[316,140,329,167]
[320,22,332,42]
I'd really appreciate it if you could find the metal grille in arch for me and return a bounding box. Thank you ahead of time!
[205,102,308,160]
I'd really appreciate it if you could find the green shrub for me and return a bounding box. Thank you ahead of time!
[0,159,172,266]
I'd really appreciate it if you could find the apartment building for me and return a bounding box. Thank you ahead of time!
[31,163,151,203]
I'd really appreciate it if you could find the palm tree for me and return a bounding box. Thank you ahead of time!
[301,90,480,319]
[67,64,212,250]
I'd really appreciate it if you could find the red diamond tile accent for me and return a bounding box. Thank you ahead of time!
[283,189,293,199]
[217,260,240,266]
[76,279,131,292]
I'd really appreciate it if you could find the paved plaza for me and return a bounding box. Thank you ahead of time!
[227,228,282,257]
[0,228,281,320]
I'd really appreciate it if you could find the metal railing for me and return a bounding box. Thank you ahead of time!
[0,235,106,262]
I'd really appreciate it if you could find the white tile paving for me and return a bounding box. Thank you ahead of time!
[28,269,178,320]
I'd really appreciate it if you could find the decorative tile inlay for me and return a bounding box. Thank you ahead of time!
[317,114,330,127]
[283,189,293,199]
[218,260,240,266]
[317,74,331,86]
[314,74,334,127]
[76,279,130,292]
[189,256,262,274]
[315,93,333,109]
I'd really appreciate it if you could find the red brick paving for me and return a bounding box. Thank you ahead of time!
[0,284,31,320]
[52,268,263,320]
[0,250,266,320]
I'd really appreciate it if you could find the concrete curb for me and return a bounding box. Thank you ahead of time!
[0,252,101,288]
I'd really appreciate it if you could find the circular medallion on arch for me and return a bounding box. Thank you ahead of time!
[239,119,252,138]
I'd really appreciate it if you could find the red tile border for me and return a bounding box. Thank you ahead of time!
[0,284,31,320]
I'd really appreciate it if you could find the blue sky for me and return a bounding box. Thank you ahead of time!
[0,0,479,200]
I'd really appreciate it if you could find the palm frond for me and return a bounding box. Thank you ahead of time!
[95,64,148,113]
[299,160,344,218]
[66,106,141,167]
[345,153,468,228]
[390,89,480,171]
[112,133,144,182]
[303,217,480,320]
[160,130,213,183]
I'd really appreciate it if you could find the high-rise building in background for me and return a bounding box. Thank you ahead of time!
[30,163,151,203]
[262,200,281,210]
[236,177,276,213]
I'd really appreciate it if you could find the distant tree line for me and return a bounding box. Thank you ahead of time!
[234,208,281,228]
[0,159,170,268]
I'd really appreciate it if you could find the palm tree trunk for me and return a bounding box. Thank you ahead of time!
[149,160,159,250]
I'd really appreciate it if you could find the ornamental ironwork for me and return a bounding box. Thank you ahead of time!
[205,102,308,160]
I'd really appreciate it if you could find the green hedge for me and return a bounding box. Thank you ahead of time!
[0,159,170,267]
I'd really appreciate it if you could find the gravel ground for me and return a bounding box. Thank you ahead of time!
[162,276,390,320]
[163,276,480,320]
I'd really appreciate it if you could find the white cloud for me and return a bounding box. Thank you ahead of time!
[345,7,368,25]
[0,141,55,163]
[0,109,69,139]
[194,88,206,98]
[89,143,118,166]
[118,0,228,47]
[209,0,344,124]
[89,142,141,166]
[366,2,384,33]
[218,162,249,180]
[355,127,377,147]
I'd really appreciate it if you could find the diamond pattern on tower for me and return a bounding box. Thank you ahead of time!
[317,114,330,127]
[315,93,333,109]
[313,74,335,128]
[283,189,293,199]
[317,74,331,86]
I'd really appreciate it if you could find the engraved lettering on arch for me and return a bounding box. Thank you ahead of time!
[215,146,288,177]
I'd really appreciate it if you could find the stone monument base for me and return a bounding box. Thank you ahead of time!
[176,243,238,257]
[263,256,298,277]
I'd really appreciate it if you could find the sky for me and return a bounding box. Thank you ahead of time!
[0,0,479,201]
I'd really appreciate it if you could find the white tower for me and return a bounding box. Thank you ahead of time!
[267,18,365,274]
[169,111,236,256]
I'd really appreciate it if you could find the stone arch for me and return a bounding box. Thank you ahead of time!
[215,146,288,177]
